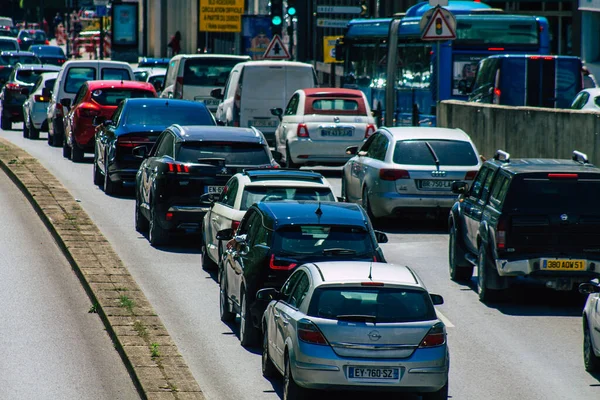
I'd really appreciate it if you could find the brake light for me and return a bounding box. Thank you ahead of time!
[117,136,150,148]
[79,107,101,117]
[379,169,410,181]
[5,83,20,91]
[493,87,501,104]
[17,39,21,44]
[269,254,297,271]
[365,124,375,138]
[361,282,384,286]
[494,88,501,97]
[34,95,49,102]
[297,123,309,138]
[419,322,446,348]
[56,102,63,116]
[45,40,49,45]
[297,319,328,345]
[231,220,240,232]
[548,173,578,179]
[166,162,190,173]
[497,217,506,250]
[488,47,504,51]
[166,212,174,221]
[464,170,477,180]
[174,76,184,98]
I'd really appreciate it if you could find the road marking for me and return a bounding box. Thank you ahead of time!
[436,309,455,328]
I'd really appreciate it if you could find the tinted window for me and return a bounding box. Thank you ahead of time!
[308,287,436,323]
[90,88,155,106]
[124,104,214,126]
[469,167,490,198]
[219,178,238,207]
[393,140,479,166]
[155,132,175,157]
[308,98,361,114]
[284,93,299,116]
[65,67,94,93]
[102,68,130,80]
[34,46,65,56]
[19,31,46,40]
[0,40,18,51]
[177,142,270,165]
[134,70,148,81]
[182,58,240,86]
[490,174,510,207]
[274,225,373,256]
[594,96,600,109]
[456,19,539,48]
[280,270,303,299]
[288,273,310,308]
[0,55,39,65]
[240,186,335,210]
[367,133,388,161]
[148,75,165,87]
[16,69,47,84]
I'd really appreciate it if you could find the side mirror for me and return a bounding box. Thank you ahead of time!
[579,282,600,295]
[200,192,216,204]
[255,287,281,303]
[93,115,106,126]
[430,294,444,305]
[216,228,233,241]
[451,181,468,194]
[210,88,223,100]
[60,98,71,108]
[374,230,388,244]
[345,145,358,155]
[132,145,148,159]
[41,87,51,98]
[272,150,283,163]
[20,87,30,95]
[270,107,283,121]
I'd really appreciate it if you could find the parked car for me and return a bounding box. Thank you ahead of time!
[1,63,60,130]
[0,50,40,86]
[138,57,170,69]
[259,261,448,400]
[0,36,19,51]
[134,125,280,246]
[17,29,48,50]
[63,80,157,162]
[160,54,250,112]
[342,127,481,221]
[201,169,337,270]
[213,60,318,146]
[29,45,67,66]
[570,88,600,111]
[22,71,58,139]
[449,150,600,302]
[580,280,600,372]
[217,201,388,347]
[272,88,376,168]
[94,98,216,194]
[47,60,134,148]
[134,67,166,94]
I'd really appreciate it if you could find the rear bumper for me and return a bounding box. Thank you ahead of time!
[288,138,363,165]
[3,103,24,120]
[495,257,600,288]
[157,203,210,233]
[369,191,456,218]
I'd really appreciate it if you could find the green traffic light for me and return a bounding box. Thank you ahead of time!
[288,7,296,16]
[272,15,283,26]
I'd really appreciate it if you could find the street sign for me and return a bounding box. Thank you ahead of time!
[316,18,350,28]
[317,6,362,14]
[419,6,456,33]
[199,0,244,33]
[428,0,449,7]
[323,36,342,63]
[263,35,291,60]
[421,7,456,41]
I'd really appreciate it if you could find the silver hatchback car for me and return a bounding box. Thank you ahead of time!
[259,261,448,399]
[341,127,482,220]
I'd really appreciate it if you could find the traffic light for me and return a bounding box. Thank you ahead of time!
[287,0,297,17]
[270,0,284,35]
[435,17,442,35]
[359,1,369,18]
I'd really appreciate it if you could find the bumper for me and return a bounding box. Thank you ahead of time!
[495,257,600,284]
[292,343,448,392]
[159,204,210,232]
[31,104,50,129]
[3,103,24,121]
[369,191,457,218]
[288,139,362,165]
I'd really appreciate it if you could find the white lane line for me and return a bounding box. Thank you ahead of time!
[436,309,455,328]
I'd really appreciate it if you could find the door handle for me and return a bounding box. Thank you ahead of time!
[281,317,289,326]
[212,217,218,222]
[273,311,280,320]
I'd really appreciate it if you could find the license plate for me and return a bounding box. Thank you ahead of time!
[321,128,353,137]
[204,185,224,194]
[250,119,278,128]
[348,367,399,381]
[541,259,586,271]
[420,180,453,189]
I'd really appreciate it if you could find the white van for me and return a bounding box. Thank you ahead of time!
[46,60,134,147]
[212,60,318,146]
[160,54,250,112]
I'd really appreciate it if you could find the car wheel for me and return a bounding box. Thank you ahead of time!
[135,196,149,233]
[29,119,39,140]
[219,269,235,322]
[71,142,84,163]
[240,290,259,347]
[477,246,499,303]
[93,154,104,186]
[262,325,277,378]
[52,124,62,147]
[1,114,10,130]
[421,381,449,400]
[584,320,600,372]
[283,354,307,400]
[22,117,30,138]
[449,225,473,282]
[103,168,117,195]
[201,234,217,270]
[286,145,298,169]
[149,206,168,246]
[62,135,71,159]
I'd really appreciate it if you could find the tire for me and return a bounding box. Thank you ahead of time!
[93,155,104,186]
[202,234,218,270]
[477,246,499,303]
[422,381,449,400]
[62,135,71,159]
[449,225,473,282]
[584,320,600,372]
[149,206,168,246]
[29,119,39,140]
[240,290,259,347]
[286,145,298,169]
[135,196,149,233]
[22,118,30,138]
[1,114,11,130]
[219,269,235,322]
[283,354,307,400]
[71,142,84,163]
[52,123,62,147]
[103,167,117,195]
[262,325,277,378]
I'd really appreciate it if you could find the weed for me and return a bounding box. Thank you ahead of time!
[114,287,129,292]
[150,342,160,358]
[8,158,18,164]
[134,320,148,340]
[88,303,99,313]
[119,295,135,313]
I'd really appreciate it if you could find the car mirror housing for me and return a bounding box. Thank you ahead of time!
[271,150,283,163]
[430,293,444,305]
[579,282,600,295]
[256,287,281,302]
[132,145,148,159]
[374,230,388,244]
[60,98,71,108]
[210,88,223,100]
[200,192,216,204]
[93,115,107,126]
[451,181,468,194]
[20,87,30,95]
[216,228,234,241]
[270,107,283,121]
[346,145,358,155]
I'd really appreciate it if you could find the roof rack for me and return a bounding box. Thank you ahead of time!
[572,150,589,164]
[493,149,510,163]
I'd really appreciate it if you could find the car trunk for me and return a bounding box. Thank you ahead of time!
[301,114,367,142]
[114,130,162,170]
[407,166,475,193]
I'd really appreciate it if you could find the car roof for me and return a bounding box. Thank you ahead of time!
[485,54,582,61]
[61,59,132,68]
[15,63,60,71]
[256,201,368,227]
[307,262,422,288]
[242,169,325,183]
[381,126,472,142]
[171,125,266,143]
[579,88,600,96]
[0,36,17,41]
[123,98,205,108]
[86,80,155,90]
[1,50,35,56]
[302,88,365,98]
[488,157,600,174]
[172,54,250,60]
[236,60,314,69]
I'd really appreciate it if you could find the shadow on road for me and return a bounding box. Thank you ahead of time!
[374,217,448,235]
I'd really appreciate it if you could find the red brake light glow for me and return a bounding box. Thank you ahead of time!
[464,170,477,180]
[167,162,190,173]
[117,136,150,148]
[361,281,384,287]
[488,47,504,51]
[297,123,309,138]
[419,323,446,348]
[497,217,506,250]
[269,254,297,271]
[297,320,328,345]
[379,169,410,181]
[548,173,578,179]
[493,88,501,97]
[231,220,240,232]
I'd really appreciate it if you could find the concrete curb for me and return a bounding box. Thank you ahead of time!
[0,138,205,400]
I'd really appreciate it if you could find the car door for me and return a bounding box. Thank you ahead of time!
[463,166,495,251]
[139,131,174,214]
[206,177,239,263]
[216,68,239,123]
[97,102,123,172]
[591,291,600,350]
[66,84,87,145]
[276,92,300,155]
[357,132,389,196]
[345,133,379,202]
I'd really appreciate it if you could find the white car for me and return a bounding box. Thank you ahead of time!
[580,280,600,372]
[134,67,166,94]
[571,88,600,111]
[272,88,376,168]
[201,169,337,271]
[22,71,58,140]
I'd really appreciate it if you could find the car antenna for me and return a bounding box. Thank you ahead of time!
[315,201,323,216]
[368,262,373,280]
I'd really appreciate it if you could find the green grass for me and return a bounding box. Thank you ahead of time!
[150,342,160,358]
[119,295,135,313]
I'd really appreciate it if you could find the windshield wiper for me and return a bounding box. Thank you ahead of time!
[425,141,441,170]
[323,248,357,256]
[336,314,377,323]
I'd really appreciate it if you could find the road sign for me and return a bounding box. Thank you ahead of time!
[263,35,290,60]
[317,6,362,14]
[317,18,350,28]
[419,6,456,33]
[323,36,342,63]
[199,0,244,32]
[421,7,456,41]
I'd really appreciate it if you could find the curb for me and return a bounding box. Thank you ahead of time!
[0,139,205,400]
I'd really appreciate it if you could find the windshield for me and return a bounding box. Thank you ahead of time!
[455,18,539,48]
[308,287,436,323]
[90,89,155,106]
[177,142,270,165]
[393,140,479,166]
[274,225,373,256]
[16,69,47,84]
[35,46,64,56]
[505,177,600,211]
[183,58,240,87]
[0,40,17,51]
[124,104,214,126]
[240,186,335,210]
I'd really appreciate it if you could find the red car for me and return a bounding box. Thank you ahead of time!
[62,80,157,162]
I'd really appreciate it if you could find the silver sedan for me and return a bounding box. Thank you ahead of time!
[341,127,482,220]
[580,280,600,372]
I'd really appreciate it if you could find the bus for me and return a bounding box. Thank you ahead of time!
[337,0,550,126]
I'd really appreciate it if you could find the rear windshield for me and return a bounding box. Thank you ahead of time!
[101,68,130,80]
[177,142,270,165]
[274,225,373,257]
[35,46,64,56]
[149,75,165,87]
[16,69,47,84]
[393,140,479,166]
[305,97,366,115]
[0,55,39,65]
[455,18,539,48]
[134,71,148,81]
[20,31,46,40]
[308,287,436,323]
[124,104,214,126]
[0,40,18,51]
[240,186,335,210]
[90,89,155,106]
[183,58,240,86]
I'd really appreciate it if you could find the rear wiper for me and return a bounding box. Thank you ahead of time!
[323,248,357,255]
[425,141,441,170]
[336,314,377,323]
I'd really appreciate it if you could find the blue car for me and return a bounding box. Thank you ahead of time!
[138,57,170,69]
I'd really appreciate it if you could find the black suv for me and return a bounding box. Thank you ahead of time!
[449,149,600,302]
[217,201,388,347]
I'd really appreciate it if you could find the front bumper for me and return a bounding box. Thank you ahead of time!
[369,191,457,218]
[288,138,362,165]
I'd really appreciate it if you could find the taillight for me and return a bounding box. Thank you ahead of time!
[269,254,297,271]
[231,220,240,232]
[34,95,49,102]
[548,173,578,179]
[487,47,504,51]
[493,88,501,104]
[174,76,184,98]
[45,40,49,45]
[166,162,190,174]
[496,217,507,250]
[464,170,477,180]
[56,102,63,116]
[419,322,446,348]
[379,169,410,181]
[361,281,384,287]
[79,107,101,117]
[297,319,328,345]
[166,212,174,221]
[5,83,20,91]
[365,124,375,138]
[297,123,309,138]
[117,136,150,148]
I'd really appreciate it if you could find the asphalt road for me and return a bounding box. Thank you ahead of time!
[0,162,139,399]
[3,123,600,400]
